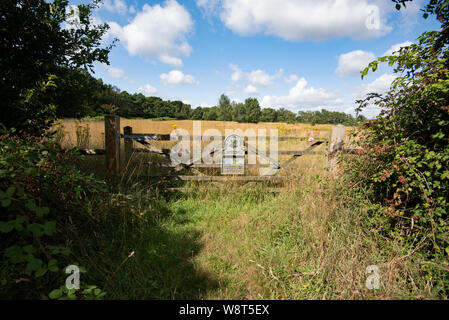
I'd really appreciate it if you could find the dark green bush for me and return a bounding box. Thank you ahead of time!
[344,30,449,296]
[0,130,108,299]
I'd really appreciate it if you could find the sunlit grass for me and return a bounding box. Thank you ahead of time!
[61,118,437,300]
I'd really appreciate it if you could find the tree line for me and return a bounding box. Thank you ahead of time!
[58,72,367,125]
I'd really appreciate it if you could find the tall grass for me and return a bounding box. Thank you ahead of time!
[48,119,438,299]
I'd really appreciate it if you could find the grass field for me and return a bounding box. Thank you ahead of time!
[54,119,437,299]
[55,118,336,149]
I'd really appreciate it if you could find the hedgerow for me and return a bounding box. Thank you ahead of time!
[344,29,449,296]
[0,129,108,299]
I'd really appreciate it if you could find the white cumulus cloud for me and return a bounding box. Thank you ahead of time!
[107,67,126,79]
[335,50,376,77]
[160,70,200,87]
[261,78,342,110]
[248,70,275,87]
[353,73,396,101]
[229,65,279,91]
[210,0,391,41]
[383,41,413,56]
[138,84,158,96]
[108,0,194,67]
[102,0,128,15]
[284,74,299,83]
[230,64,244,83]
[244,84,258,94]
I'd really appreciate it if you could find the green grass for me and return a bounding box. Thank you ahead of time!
[65,170,439,300]
[51,139,441,300]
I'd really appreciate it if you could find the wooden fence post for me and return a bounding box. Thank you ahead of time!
[124,126,133,164]
[105,115,120,175]
[330,124,345,155]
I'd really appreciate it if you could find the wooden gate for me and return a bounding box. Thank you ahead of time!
[102,115,346,181]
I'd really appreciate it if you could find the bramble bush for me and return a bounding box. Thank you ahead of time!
[0,127,108,299]
[344,25,449,295]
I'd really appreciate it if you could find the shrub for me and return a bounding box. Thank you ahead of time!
[344,30,449,296]
[0,130,107,298]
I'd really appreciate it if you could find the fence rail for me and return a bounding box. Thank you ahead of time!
[79,116,346,180]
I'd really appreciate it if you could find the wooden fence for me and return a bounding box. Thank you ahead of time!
[81,115,346,181]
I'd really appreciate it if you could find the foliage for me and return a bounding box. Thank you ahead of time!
[0,0,113,135]
[345,13,449,296]
[217,94,233,121]
[49,285,106,300]
[393,0,448,49]
[297,109,366,125]
[0,131,108,298]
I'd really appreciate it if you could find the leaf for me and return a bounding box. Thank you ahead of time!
[43,221,57,236]
[27,223,44,237]
[396,4,401,10]
[26,258,43,271]
[441,171,449,180]
[6,186,15,197]
[35,267,47,277]
[36,206,50,218]
[5,245,25,263]
[1,199,11,207]
[48,259,59,272]
[25,200,37,212]
[49,289,62,299]
[0,222,14,233]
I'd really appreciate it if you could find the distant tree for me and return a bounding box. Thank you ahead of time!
[203,107,219,120]
[277,108,296,123]
[191,107,204,120]
[260,108,278,122]
[244,98,261,123]
[217,94,233,121]
[232,103,246,122]
[172,100,191,119]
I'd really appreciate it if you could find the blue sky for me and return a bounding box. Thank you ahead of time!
[84,0,440,117]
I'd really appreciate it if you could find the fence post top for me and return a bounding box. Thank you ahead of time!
[105,114,119,119]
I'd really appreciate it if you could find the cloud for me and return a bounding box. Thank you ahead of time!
[244,84,258,94]
[230,64,244,82]
[210,0,391,41]
[284,74,299,83]
[196,0,221,16]
[160,70,200,87]
[353,73,396,100]
[107,67,126,79]
[138,84,158,96]
[335,50,376,77]
[102,0,128,15]
[261,78,342,110]
[108,0,194,67]
[229,64,279,92]
[383,41,413,56]
[248,70,275,87]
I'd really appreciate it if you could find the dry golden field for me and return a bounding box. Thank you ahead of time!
[54,118,357,180]
[56,118,337,149]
